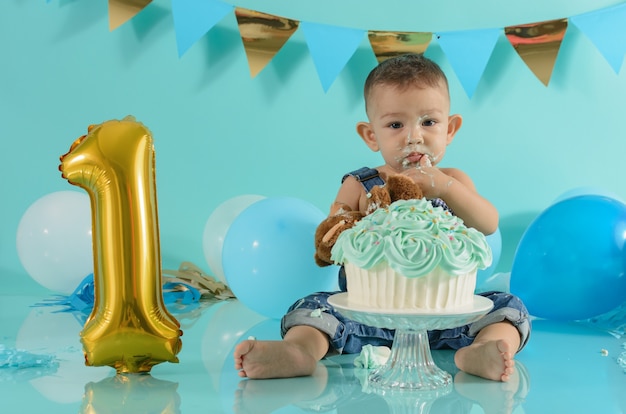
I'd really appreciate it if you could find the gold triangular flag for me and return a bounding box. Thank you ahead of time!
[235,8,299,78]
[108,0,152,31]
[505,19,568,86]
[368,31,432,63]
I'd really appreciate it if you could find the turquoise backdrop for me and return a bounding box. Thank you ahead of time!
[2,0,626,294]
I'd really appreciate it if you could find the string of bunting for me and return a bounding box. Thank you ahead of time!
[50,0,626,98]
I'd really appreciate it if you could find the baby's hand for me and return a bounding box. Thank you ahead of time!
[419,155,432,168]
[399,164,449,198]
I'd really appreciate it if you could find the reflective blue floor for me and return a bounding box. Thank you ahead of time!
[1,284,625,413]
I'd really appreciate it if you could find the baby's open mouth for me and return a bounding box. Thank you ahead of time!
[405,152,424,164]
[401,151,433,169]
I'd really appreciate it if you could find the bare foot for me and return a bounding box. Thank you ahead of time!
[234,339,317,379]
[454,339,515,381]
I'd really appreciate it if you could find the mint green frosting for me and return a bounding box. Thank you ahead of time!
[330,199,492,277]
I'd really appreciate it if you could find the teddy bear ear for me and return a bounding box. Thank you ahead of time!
[386,175,424,201]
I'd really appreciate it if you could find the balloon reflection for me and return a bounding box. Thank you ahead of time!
[16,308,110,404]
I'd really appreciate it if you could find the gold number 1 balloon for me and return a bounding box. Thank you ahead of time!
[59,116,182,373]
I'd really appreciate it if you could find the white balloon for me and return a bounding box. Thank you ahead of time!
[202,195,264,283]
[16,191,93,293]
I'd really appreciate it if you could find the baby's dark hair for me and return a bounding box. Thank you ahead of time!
[363,54,449,113]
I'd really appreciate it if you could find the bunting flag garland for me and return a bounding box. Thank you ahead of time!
[570,3,626,74]
[108,0,152,31]
[301,22,365,92]
[235,8,299,78]
[171,0,234,57]
[48,0,626,96]
[437,28,501,98]
[505,19,568,86]
[368,31,432,63]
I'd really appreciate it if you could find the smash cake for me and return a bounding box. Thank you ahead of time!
[331,198,492,310]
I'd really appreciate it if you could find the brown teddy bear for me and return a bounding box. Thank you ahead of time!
[314,174,424,266]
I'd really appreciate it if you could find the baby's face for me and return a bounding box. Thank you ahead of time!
[366,82,453,172]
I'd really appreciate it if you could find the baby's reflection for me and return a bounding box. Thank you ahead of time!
[233,351,529,414]
[81,373,180,414]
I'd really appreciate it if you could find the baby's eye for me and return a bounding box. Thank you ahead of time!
[422,119,437,127]
[389,122,403,129]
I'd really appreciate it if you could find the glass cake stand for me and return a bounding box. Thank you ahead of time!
[328,293,493,391]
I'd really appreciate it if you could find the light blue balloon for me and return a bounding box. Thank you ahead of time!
[222,197,339,319]
[511,195,626,321]
[476,227,502,290]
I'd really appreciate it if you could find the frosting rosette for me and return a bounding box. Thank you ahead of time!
[331,198,492,277]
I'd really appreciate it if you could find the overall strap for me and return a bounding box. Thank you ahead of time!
[342,167,384,193]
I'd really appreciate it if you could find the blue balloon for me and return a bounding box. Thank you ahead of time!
[476,227,502,289]
[222,197,339,319]
[553,186,623,204]
[510,195,626,321]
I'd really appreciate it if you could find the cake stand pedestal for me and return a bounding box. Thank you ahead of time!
[328,293,493,391]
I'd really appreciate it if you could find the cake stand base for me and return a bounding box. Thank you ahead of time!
[328,293,493,391]
[369,329,451,390]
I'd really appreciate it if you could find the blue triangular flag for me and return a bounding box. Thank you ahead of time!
[570,3,626,74]
[436,28,501,99]
[301,22,365,92]
[172,0,234,57]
